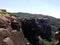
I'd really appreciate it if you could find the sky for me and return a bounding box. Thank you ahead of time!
[0,0,60,18]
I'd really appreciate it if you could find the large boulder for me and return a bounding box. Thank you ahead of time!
[0,28,26,45]
[0,15,26,45]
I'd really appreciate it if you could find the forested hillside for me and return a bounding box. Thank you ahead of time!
[13,12,60,26]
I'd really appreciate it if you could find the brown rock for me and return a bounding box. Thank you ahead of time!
[0,14,26,45]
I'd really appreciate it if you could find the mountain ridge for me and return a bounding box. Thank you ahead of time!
[13,12,60,26]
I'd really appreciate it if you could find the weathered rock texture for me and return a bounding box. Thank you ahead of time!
[0,13,26,45]
[0,9,52,45]
[21,18,52,45]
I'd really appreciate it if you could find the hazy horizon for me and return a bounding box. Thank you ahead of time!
[0,0,60,18]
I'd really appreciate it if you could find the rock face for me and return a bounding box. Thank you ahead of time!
[0,10,52,45]
[21,18,52,45]
[0,15,26,45]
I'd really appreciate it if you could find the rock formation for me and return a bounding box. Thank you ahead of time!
[21,18,52,45]
[0,10,26,45]
[0,9,52,45]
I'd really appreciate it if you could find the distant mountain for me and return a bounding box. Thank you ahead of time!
[13,12,60,26]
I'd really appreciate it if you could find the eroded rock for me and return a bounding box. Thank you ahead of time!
[0,14,26,45]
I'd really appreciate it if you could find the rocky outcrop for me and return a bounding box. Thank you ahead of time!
[21,18,52,45]
[0,9,52,45]
[0,14,26,45]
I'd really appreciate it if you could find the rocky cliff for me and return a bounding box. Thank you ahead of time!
[0,9,26,45]
[0,9,57,45]
[21,18,52,45]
